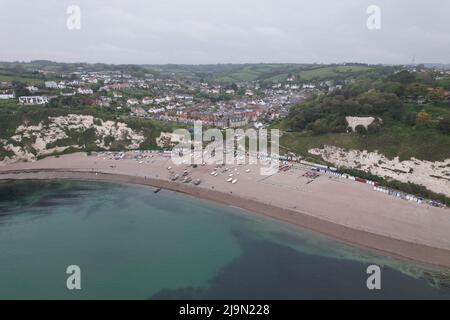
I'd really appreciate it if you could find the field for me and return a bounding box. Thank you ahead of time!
[147,63,377,84]
[0,67,61,84]
[214,65,374,83]
[298,65,373,81]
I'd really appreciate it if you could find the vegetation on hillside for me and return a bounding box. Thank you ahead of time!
[0,100,176,161]
[281,69,450,162]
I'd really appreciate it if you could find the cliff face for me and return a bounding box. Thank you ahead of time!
[309,145,450,196]
[0,114,145,165]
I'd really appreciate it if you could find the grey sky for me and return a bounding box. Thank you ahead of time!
[1,0,449,64]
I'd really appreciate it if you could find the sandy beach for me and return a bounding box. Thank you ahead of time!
[1,152,450,269]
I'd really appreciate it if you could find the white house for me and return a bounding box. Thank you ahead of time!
[45,81,59,89]
[254,122,264,129]
[26,86,39,93]
[0,91,14,99]
[127,98,140,106]
[148,107,165,114]
[142,97,153,105]
[60,91,76,97]
[229,117,248,128]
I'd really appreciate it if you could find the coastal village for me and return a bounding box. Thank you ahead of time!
[4,0,450,301]
[1,65,450,129]
[0,63,449,210]
[0,68,315,129]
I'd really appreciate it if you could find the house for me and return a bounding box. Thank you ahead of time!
[26,86,39,93]
[45,81,59,89]
[148,107,165,114]
[229,117,248,128]
[60,90,76,97]
[127,98,140,106]
[97,96,112,107]
[142,97,153,105]
[0,91,15,99]
[130,107,147,117]
[19,96,49,105]
[0,81,12,89]
[214,117,228,128]
[444,91,450,101]
[254,122,264,129]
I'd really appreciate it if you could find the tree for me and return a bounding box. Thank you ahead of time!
[404,112,417,126]
[415,112,431,126]
[438,117,450,135]
[428,88,446,104]
[388,70,415,85]
[311,119,328,135]
[357,92,403,117]
[405,83,428,99]
[367,119,382,134]
[355,125,367,135]
[12,81,30,97]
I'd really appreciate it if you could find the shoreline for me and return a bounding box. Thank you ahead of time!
[1,168,450,270]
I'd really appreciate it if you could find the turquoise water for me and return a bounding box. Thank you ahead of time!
[0,180,449,300]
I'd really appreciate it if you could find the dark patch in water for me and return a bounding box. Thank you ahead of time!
[150,235,450,300]
[84,203,103,218]
[137,192,192,214]
[0,180,116,224]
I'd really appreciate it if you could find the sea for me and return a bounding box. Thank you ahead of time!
[0,180,449,300]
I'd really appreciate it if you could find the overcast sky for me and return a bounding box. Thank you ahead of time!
[1,0,449,65]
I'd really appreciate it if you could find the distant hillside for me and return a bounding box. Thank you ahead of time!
[145,63,385,84]
[0,61,396,85]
